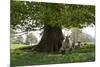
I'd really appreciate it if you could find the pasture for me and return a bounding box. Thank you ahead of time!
[11,44,95,66]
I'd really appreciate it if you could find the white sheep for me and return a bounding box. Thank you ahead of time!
[59,36,73,54]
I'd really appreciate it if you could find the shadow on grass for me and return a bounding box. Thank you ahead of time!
[11,44,95,66]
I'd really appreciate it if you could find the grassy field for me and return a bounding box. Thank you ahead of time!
[11,44,95,66]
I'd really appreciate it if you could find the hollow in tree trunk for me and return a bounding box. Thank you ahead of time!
[35,25,64,53]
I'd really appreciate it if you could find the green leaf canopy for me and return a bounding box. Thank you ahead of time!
[11,1,95,31]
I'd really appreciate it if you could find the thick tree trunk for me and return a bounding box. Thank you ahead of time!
[36,25,64,53]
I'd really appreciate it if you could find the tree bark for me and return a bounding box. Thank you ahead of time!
[35,25,64,53]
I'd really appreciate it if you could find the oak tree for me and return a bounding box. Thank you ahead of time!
[11,1,95,52]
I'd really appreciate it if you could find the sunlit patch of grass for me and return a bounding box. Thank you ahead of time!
[10,44,31,49]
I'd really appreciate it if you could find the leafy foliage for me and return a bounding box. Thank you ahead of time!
[15,35,24,44]
[25,33,37,45]
[11,1,95,31]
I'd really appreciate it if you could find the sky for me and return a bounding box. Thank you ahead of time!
[82,26,95,38]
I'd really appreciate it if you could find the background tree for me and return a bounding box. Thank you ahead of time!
[10,28,16,44]
[15,35,24,44]
[70,28,95,43]
[70,28,82,43]
[25,32,37,45]
[11,1,95,52]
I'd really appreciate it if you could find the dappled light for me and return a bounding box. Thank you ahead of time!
[10,1,95,66]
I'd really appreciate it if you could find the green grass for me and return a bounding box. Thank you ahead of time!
[10,44,31,49]
[11,44,95,66]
